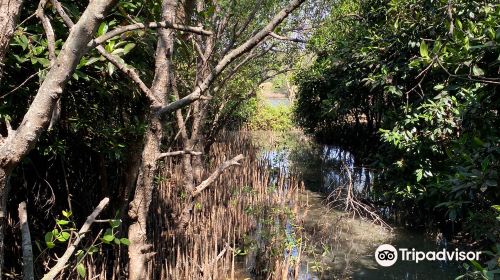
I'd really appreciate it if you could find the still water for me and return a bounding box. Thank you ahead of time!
[250,131,462,279]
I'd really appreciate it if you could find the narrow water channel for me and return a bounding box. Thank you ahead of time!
[243,130,462,279]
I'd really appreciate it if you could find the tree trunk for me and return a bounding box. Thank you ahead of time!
[0,0,116,276]
[127,116,163,280]
[127,1,176,278]
[0,167,10,280]
[0,0,24,82]
[18,201,34,280]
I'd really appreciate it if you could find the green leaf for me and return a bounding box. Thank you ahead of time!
[469,260,483,271]
[433,84,445,91]
[44,232,53,243]
[119,238,130,246]
[62,210,72,218]
[56,219,70,226]
[56,232,71,242]
[109,219,121,228]
[77,263,86,278]
[102,229,114,243]
[76,249,84,261]
[107,62,116,76]
[420,41,429,58]
[98,22,108,36]
[46,241,55,249]
[416,169,423,182]
[114,237,121,245]
[88,246,98,254]
[84,57,100,66]
[485,180,497,187]
[472,65,484,76]
[123,43,136,54]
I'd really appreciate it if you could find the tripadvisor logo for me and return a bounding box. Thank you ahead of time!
[374,244,482,267]
[375,244,398,267]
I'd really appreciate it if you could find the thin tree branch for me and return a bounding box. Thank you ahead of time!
[97,49,161,106]
[157,0,306,116]
[41,197,109,280]
[88,21,213,48]
[0,71,41,99]
[192,154,244,197]
[157,150,202,159]
[50,0,160,106]
[49,0,73,27]
[36,0,56,63]
[270,32,306,43]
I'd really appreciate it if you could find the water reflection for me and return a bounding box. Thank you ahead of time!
[250,131,461,280]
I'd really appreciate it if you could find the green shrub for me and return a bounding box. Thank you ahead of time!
[247,101,294,131]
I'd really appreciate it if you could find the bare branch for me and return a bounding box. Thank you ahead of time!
[97,49,161,106]
[1,71,41,99]
[50,0,160,106]
[36,0,56,62]
[200,244,229,275]
[158,0,306,115]
[89,21,213,48]
[192,154,244,197]
[41,197,109,280]
[270,32,306,43]
[157,150,202,159]
[50,0,73,27]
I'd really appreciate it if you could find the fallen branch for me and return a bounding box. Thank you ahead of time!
[41,197,109,280]
[200,244,229,275]
[177,154,245,230]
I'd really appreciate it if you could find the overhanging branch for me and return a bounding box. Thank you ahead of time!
[88,21,213,48]
[270,32,306,43]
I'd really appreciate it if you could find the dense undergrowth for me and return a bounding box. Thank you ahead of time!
[294,0,499,278]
